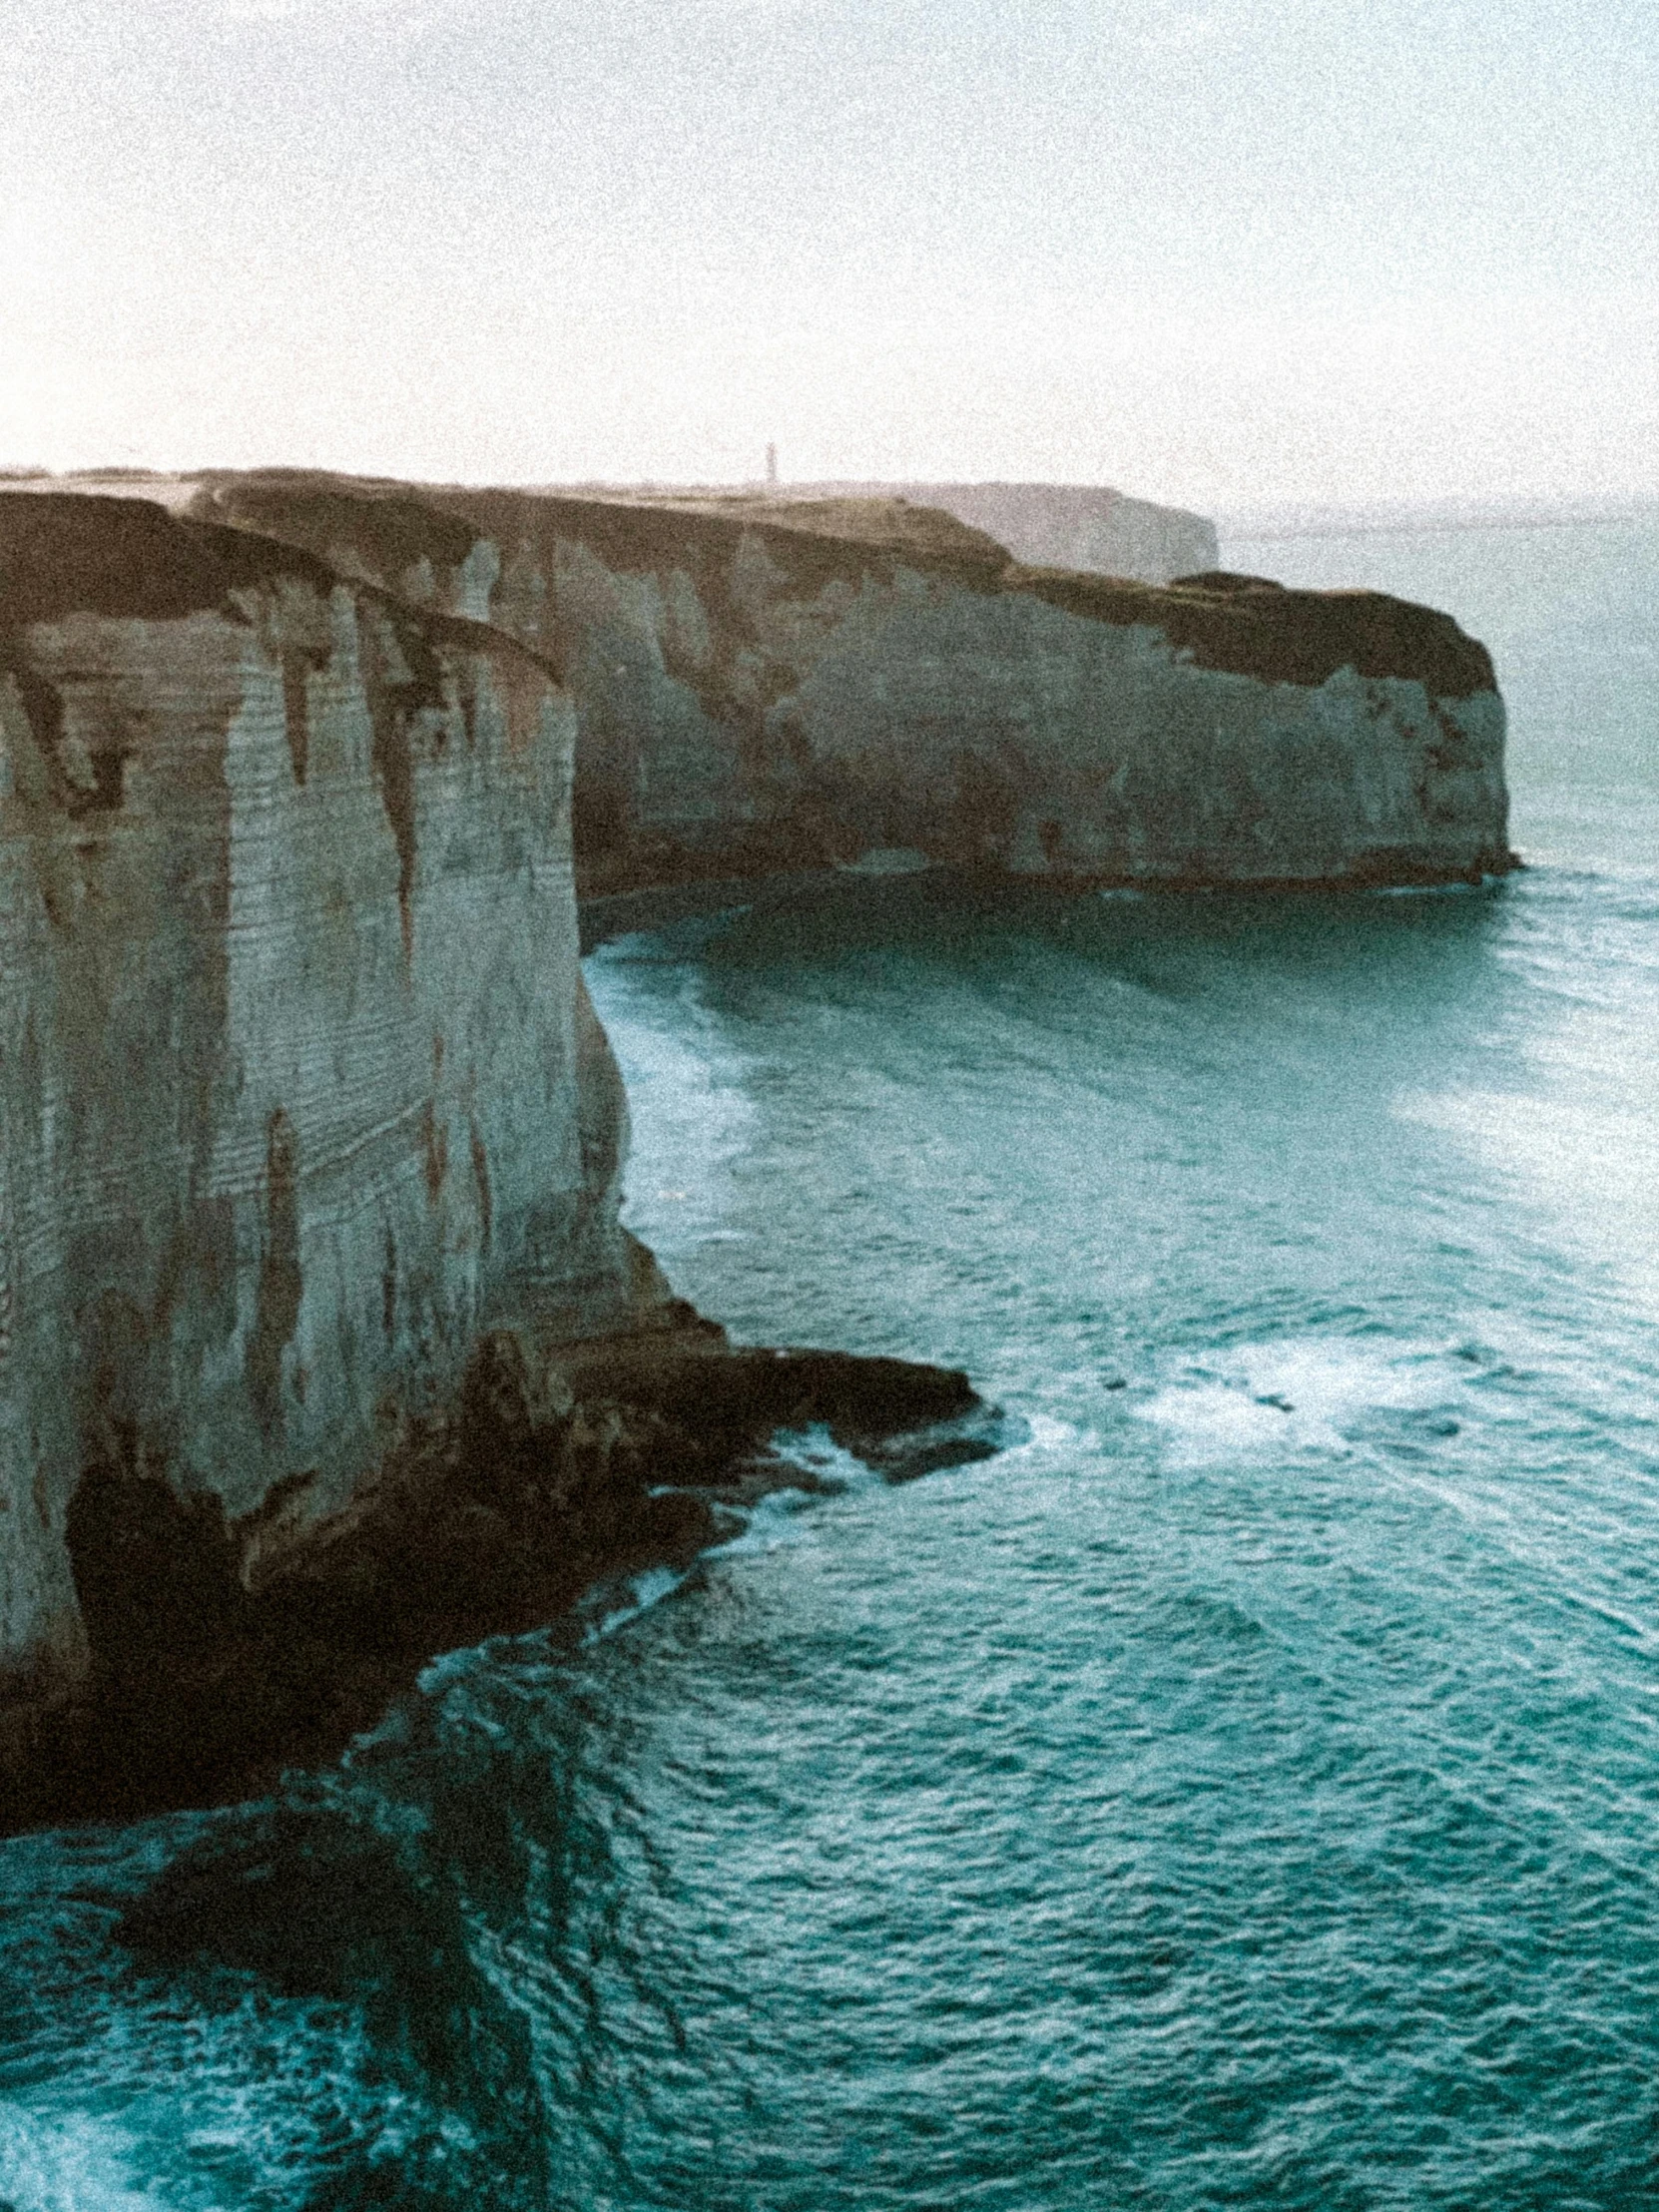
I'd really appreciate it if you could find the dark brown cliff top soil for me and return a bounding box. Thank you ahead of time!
[422,482,1016,598]
[1006,564,1497,700]
[0,491,538,683]
[179,473,1002,633]
[0,492,341,630]
[195,474,481,581]
[196,468,1010,588]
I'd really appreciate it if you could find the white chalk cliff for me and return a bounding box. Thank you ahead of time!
[0,497,653,1740]
[0,475,1512,1812]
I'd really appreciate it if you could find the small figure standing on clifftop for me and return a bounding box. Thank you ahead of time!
[766,441,779,485]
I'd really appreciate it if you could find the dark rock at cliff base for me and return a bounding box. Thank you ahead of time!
[2,1331,995,1837]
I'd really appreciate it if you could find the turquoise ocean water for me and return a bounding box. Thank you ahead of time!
[1,519,1656,2209]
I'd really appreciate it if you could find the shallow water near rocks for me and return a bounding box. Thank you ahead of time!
[2,520,1658,2210]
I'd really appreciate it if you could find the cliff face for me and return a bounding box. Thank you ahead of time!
[0,475,1512,1819]
[189,474,1511,900]
[0,496,650,1729]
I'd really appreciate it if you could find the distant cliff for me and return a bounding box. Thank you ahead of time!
[187,472,1512,902]
[741,480,1219,584]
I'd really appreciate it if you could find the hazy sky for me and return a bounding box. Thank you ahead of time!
[3,0,1655,512]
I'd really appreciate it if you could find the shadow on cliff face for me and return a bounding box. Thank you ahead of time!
[17,1334,998,1838]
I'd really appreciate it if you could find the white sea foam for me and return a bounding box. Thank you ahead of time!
[583,960,758,1263]
[0,2107,159,2212]
[700,1428,881,1560]
[1139,1337,1454,1463]
[415,1640,498,1694]
[591,1454,854,1622]
[1371,877,1494,897]
[994,1410,1089,1459]
[768,1423,880,1490]
[583,1563,688,1643]
[704,1486,818,1559]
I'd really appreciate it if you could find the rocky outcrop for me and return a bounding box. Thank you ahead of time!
[17,1333,986,1832]
[186,471,1513,900]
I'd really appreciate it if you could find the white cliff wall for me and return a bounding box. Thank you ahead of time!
[187,479,1508,895]
[0,510,642,1706]
[439,506,1508,889]
[750,578,1508,884]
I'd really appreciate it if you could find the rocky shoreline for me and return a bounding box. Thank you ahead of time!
[3,1321,996,1837]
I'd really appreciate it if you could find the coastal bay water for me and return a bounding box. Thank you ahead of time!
[1,519,1657,2210]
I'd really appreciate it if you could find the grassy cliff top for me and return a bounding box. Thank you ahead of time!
[1008,565,1497,699]
[576,488,1013,566]
[0,491,539,681]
